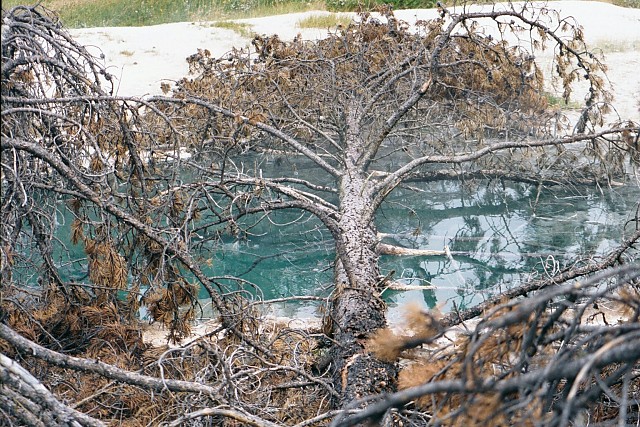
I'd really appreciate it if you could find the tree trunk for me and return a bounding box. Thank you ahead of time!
[326,172,397,414]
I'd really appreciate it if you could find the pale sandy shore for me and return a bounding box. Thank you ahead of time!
[69,2,639,122]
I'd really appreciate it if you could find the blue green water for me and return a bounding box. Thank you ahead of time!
[31,159,638,322]
[205,178,639,321]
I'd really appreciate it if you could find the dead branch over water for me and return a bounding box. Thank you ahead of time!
[2,3,639,426]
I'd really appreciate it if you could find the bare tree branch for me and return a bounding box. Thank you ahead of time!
[442,228,640,327]
[0,323,224,397]
[164,407,282,427]
[0,353,106,427]
[372,127,625,208]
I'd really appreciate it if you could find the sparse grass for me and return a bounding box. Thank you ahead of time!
[326,0,436,12]
[297,13,352,29]
[210,21,254,37]
[545,92,582,110]
[1,0,325,28]
[224,0,325,19]
[591,39,640,53]
[119,50,135,56]
[3,0,213,27]
[595,0,640,7]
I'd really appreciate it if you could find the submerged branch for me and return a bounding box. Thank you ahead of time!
[372,128,626,208]
[442,227,640,326]
[377,242,449,257]
[402,168,618,186]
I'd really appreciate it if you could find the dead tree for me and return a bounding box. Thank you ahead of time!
[149,2,638,413]
[2,6,326,425]
[2,2,639,425]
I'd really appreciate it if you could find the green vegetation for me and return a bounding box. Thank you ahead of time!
[1,0,323,27]
[0,0,443,28]
[4,0,211,27]
[2,0,638,29]
[605,0,640,7]
[545,92,581,110]
[325,0,436,12]
[210,20,254,37]
[296,13,352,28]
[592,38,640,53]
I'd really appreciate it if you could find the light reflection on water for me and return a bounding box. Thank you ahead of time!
[40,148,638,324]
[205,180,638,322]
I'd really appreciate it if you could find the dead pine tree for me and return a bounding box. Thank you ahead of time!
[2,5,296,425]
[2,2,639,426]
[148,1,638,419]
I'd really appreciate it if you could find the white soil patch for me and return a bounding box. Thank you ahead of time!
[69,2,640,122]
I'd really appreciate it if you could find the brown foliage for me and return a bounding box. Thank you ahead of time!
[367,265,640,426]
[368,302,444,362]
[2,3,637,426]
[171,9,550,149]
[3,293,333,425]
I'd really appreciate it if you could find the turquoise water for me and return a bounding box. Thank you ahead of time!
[204,178,639,321]
[31,156,638,322]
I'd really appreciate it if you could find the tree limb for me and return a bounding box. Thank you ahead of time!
[165,407,282,427]
[149,96,342,177]
[0,353,106,427]
[372,128,625,209]
[1,136,274,357]
[442,228,640,327]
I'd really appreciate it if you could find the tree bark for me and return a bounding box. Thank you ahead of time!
[327,170,397,412]
[0,353,106,427]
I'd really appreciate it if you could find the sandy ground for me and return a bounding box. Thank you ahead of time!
[69,12,335,96]
[69,1,640,122]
